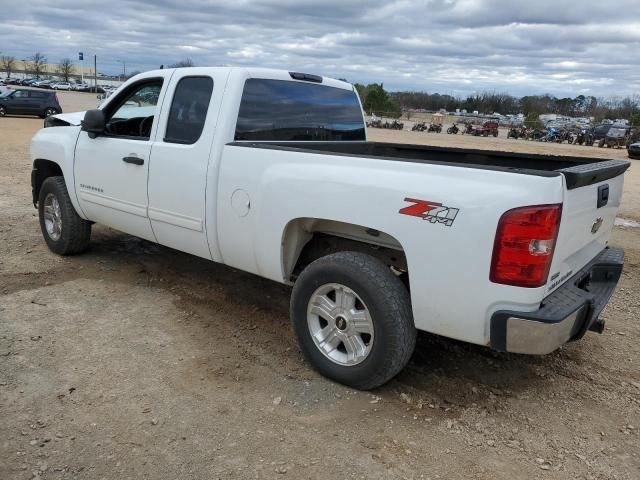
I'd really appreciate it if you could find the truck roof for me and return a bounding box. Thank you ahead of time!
[142,66,354,91]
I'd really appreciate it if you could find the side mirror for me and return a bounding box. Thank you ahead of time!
[81,109,105,139]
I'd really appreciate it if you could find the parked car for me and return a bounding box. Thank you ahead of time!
[592,124,613,142]
[53,82,71,90]
[472,121,499,137]
[76,85,105,94]
[71,83,89,91]
[32,80,50,88]
[0,88,62,118]
[21,78,37,86]
[30,67,629,389]
[598,127,629,148]
[628,143,640,159]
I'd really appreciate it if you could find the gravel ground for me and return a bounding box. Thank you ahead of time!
[1,92,639,479]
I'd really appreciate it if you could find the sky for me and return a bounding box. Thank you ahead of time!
[2,0,639,97]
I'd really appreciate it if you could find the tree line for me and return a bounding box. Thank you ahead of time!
[390,90,640,123]
[1,53,76,82]
[352,82,639,123]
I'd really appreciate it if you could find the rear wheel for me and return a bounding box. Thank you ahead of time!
[38,176,91,255]
[291,252,416,390]
[0,105,6,117]
[44,107,57,117]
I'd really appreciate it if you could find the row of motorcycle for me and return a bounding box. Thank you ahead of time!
[366,119,404,130]
[412,122,500,137]
[507,126,595,145]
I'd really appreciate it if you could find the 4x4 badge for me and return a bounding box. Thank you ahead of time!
[399,197,459,227]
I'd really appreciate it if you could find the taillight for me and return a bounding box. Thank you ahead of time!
[490,204,562,288]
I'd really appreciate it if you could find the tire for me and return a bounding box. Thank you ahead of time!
[38,176,91,255]
[44,107,57,117]
[290,251,416,390]
[0,105,5,116]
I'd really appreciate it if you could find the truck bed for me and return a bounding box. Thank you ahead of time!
[230,141,630,189]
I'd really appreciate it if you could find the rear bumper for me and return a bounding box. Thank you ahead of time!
[490,247,624,354]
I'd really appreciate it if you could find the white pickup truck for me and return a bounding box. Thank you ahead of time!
[31,67,629,389]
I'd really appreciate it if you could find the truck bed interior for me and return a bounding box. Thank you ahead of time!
[230,141,630,189]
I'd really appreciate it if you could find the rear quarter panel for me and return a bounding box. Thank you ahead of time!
[216,146,565,346]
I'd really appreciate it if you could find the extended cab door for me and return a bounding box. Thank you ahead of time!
[73,72,173,241]
[146,69,229,259]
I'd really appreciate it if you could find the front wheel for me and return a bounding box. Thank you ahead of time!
[290,252,416,390]
[0,105,6,117]
[38,176,92,255]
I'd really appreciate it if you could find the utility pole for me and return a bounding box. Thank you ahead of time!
[117,59,126,83]
[79,52,84,84]
[94,55,97,91]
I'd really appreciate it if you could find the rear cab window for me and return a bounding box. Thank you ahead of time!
[164,76,214,144]
[234,79,365,141]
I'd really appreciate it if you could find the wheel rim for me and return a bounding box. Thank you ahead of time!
[45,108,55,117]
[0,106,5,116]
[307,283,374,366]
[43,193,62,241]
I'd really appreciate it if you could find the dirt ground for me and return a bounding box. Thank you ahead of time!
[1,92,639,480]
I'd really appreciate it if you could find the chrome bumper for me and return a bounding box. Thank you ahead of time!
[490,247,624,355]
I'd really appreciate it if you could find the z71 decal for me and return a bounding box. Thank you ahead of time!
[399,197,459,227]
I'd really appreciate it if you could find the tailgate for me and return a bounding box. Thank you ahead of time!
[547,160,629,294]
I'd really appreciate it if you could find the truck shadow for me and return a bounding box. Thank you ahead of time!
[82,227,599,404]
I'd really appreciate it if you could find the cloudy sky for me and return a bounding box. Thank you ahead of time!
[3,0,639,97]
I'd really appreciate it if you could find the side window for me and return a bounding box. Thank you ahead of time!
[234,79,366,141]
[164,76,213,144]
[104,80,163,139]
[13,90,28,98]
[29,91,45,99]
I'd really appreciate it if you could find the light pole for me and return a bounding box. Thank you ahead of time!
[116,59,126,83]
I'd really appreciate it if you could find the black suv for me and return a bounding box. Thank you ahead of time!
[0,88,62,118]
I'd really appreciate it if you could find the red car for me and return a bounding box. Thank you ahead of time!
[472,121,499,137]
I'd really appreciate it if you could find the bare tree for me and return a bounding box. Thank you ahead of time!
[29,52,47,79]
[0,55,16,78]
[56,58,75,82]
[169,58,195,68]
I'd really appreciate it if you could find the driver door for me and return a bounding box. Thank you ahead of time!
[74,73,172,241]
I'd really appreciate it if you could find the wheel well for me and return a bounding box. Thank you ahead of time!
[32,159,63,206]
[282,218,408,282]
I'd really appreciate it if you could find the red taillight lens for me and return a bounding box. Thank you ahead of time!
[490,204,562,288]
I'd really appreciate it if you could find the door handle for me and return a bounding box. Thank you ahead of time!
[122,156,144,165]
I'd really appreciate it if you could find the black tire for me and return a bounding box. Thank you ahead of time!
[38,176,91,255]
[0,105,6,116]
[290,251,416,390]
[44,107,57,117]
